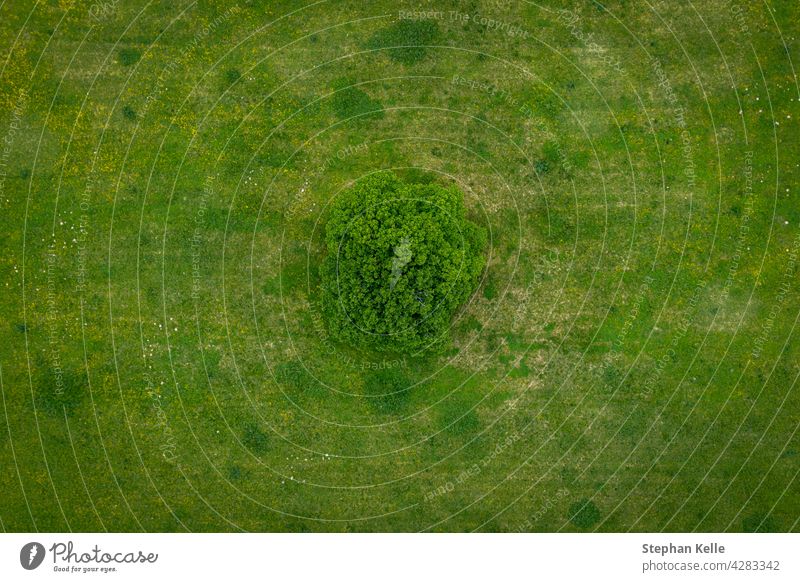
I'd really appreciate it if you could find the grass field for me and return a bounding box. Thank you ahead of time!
[0,0,798,532]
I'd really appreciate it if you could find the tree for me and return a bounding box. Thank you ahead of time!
[321,171,486,353]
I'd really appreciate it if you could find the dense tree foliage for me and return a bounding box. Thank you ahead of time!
[321,172,486,353]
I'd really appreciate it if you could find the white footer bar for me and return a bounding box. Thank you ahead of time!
[1,533,796,581]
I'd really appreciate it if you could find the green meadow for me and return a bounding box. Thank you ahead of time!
[0,0,798,532]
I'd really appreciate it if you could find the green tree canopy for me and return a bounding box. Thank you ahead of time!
[321,171,486,353]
